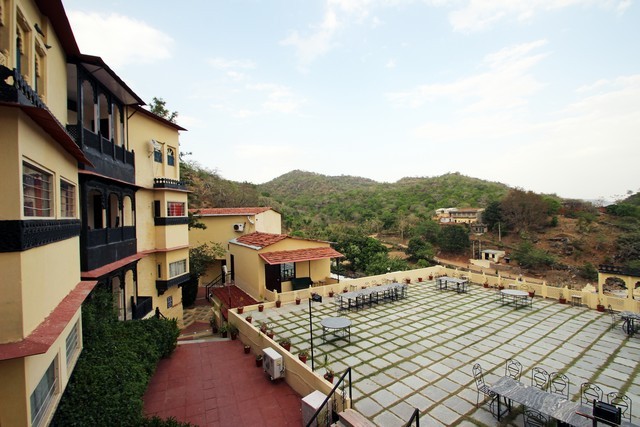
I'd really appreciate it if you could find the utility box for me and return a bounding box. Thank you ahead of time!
[262,347,284,380]
[301,390,330,427]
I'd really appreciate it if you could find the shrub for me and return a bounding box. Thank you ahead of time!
[52,290,180,426]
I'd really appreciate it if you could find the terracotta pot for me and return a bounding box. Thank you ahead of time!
[267,332,274,339]
[244,345,251,354]
[237,307,244,314]
[597,305,605,313]
[280,342,291,351]
[328,291,334,297]
[276,300,281,308]
[528,292,535,298]
[559,298,567,304]
[260,324,267,334]
[418,278,423,282]
[246,317,252,324]
[483,283,489,288]
[295,298,301,305]
[258,304,264,312]
[256,358,263,368]
[299,355,308,363]
[324,373,334,383]
[405,279,411,284]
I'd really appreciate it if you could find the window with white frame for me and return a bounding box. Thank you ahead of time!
[65,320,80,368]
[23,162,52,217]
[169,259,187,278]
[167,147,175,166]
[167,201,185,216]
[30,357,58,427]
[60,180,76,218]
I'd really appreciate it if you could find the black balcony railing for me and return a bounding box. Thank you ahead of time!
[598,265,640,277]
[132,296,153,320]
[0,65,46,108]
[153,178,187,190]
[83,226,136,271]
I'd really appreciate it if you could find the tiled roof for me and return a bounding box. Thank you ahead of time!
[0,280,97,361]
[234,232,288,249]
[260,247,344,265]
[190,207,273,216]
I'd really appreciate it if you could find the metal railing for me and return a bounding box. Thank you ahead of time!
[205,273,225,302]
[306,367,352,427]
[404,408,420,427]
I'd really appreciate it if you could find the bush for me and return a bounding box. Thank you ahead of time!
[52,290,180,426]
[512,241,556,269]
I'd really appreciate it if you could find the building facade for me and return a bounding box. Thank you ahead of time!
[0,1,188,424]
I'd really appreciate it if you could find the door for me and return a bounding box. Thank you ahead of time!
[230,255,235,282]
[265,264,282,293]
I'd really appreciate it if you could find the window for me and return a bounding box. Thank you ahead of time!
[30,357,58,427]
[153,147,162,163]
[169,259,187,278]
[167,296,173,308]
[60,180,76,218]
[23,162,52,217]
[167,202,185,216]
[65,321,80,367]
[280,262,295,282]
[167,148,175,166]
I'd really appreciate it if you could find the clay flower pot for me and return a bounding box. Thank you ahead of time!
[328,291,334,297]
[295,297,301,305]
[258,304,264,312]
[237,306,244,314]
[244,345,251,354]
[597,304,605,313]
[275,300,282,308]
[255,356,263,367]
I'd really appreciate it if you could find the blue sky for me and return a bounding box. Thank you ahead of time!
[61,0,639,202]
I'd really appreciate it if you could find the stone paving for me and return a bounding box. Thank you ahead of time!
[246,282,640,426]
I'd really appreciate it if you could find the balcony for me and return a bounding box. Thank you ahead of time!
[156,273,191,296]
[82,226,137,271]
[132,296,153,320]
[68,124,135,183]
[0,65,47,108]
[154,178,187,191]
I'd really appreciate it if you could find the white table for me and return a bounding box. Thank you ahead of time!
[321,317,351,343]
[500,289,530,309]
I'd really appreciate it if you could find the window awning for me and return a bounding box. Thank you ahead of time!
[260,247,343,265]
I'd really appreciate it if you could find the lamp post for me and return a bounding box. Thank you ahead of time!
[309,293,322,371]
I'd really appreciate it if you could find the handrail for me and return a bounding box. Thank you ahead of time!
[306,367,352,427]
[404,408,420,427]
[205,273,225,302]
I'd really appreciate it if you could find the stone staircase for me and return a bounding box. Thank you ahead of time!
[332,409,377,427]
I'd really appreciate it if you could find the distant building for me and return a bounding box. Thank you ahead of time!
[434,207,485,224]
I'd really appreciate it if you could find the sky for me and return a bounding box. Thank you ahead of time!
[61,0,639,202]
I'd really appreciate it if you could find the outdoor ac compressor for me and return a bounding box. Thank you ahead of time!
[262,348,284,380]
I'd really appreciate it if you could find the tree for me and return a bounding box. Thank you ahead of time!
[438,225,469,254]
[149,97,178,123]
[500,189,549,233]
[512,241,556,269]
[407,237,435,263]
[482,200,503,232]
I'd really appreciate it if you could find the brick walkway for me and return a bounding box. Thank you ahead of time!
[143,340,302,426]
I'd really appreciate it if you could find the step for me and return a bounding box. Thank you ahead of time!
[338,409,376,427]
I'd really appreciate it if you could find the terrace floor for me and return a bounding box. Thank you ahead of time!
[247,282,640,426]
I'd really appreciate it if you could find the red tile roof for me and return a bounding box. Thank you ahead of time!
[260,247,344,265]
[234,232,288,249]
[0,280,97,361]
[190,207,274,216]
[82,252,147,279]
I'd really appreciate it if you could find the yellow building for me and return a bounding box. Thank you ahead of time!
[189,207,281,284]
[434,207,484,224]
[228,232,343,300]
[0,1,96,425]
[0,1,189,424]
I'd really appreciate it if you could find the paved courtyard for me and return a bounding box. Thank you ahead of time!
[249,283,640,426]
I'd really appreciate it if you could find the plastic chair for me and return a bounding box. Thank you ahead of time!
[580,382,603,405]
[505,358,522,381]
[607,392,632,424]
[531,367,550,391]
[549,372,570,399]
[472,363,497,412]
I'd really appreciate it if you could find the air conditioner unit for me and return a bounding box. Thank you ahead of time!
[233,223,244,232]
[263,348,284,380]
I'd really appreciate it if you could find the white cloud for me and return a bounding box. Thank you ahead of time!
[440,0,631,32]
[281,7,340,66]
[67,11,173,68]
[387,40,547,112]
[385,59,397,68]
[246,83,306,114]
[208,58,255,70]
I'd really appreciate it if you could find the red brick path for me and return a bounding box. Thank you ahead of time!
[143,340,302,426]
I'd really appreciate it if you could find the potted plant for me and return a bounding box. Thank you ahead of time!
[483,280,489,289]
[342,287,348,293]
[237,306,244,314]
[260,321,268,334]
[255,354,263,367]
[328,289,334,297]
[418,277,423,282]
[528,287,535,298]
[298,349,309,363]
[245,314,253,324]
[267,329,275,339]
[295,296,301,305]
[559,289,567,304]
[428,274,433,281]
[279,337,291,351]
[219,323,229,338]
[244,344,251,354]
[228,324,239,340]
[320,355,334,383]
[404,278,411,284]
[275,297,282,308]
[596,299,605,312]
[258,303,264,312]
[209,315,218,333]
